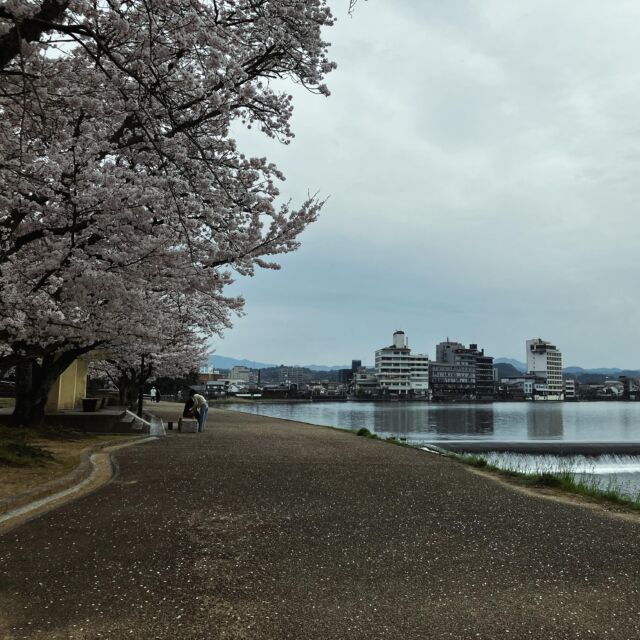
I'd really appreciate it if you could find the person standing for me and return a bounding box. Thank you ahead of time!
[189,389,209,432]
[149,386,157,402]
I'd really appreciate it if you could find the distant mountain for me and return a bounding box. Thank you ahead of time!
[563,366,636,376]
[208,356,276,370]
[207,355,351,372]
[494,358,640,381]
[563,368,640,383]
[493,363,523,378]
[302,364,352,371]
[494,358,527,372]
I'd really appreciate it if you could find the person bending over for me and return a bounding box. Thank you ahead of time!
[189,389,209,433]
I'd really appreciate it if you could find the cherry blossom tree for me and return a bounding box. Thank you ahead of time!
[9,282,222,425]
[0,0,336,425]
[90,327,209,409]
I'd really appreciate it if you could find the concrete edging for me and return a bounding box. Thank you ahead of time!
[0,436,156,534]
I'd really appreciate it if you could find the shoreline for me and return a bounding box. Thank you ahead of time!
[221,404,640,456]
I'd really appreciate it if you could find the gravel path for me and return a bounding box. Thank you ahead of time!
[1,406,640,639]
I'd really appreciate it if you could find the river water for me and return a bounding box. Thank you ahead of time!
[226,401,640,499]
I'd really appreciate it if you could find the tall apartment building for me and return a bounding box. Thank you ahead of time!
[375,331,430,397]
[431,340,494,400]
[230,366,252,383]
[277,366,307,386]
[526,338,564,400]
[429,361,476,399]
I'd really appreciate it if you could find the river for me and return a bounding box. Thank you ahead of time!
[225,401,640,499]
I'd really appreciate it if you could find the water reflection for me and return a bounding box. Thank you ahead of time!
[526,405,564,440]
[226,401,640,443]
[429,405,494,439]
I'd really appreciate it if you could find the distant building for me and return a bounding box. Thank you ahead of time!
[375,330,430,398]
[431,340,494,400]
[352,371,379,398]
[277,366,307,385]
[205,379,241,398]
[337,360,364,386]
[620,376,640,401]
[230,366,252,383]
[564,378,577,400]
[198,370,223,384]
[526,338,564,400]
[523,374,550,399]
[430,361,476,400]
[495,376,527,401]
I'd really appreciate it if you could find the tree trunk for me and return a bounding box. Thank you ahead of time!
[137,355,145,417]
[10,347,97,427]
[115,371,137,409]
[10,360,35,427]
[117,375,129,406]
[123,383,137,408]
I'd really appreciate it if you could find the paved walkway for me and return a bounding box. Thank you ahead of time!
[1,407,640,639]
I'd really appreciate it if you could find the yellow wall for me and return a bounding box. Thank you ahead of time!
[46,357,91,412]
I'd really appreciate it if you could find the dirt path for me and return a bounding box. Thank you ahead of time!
[1,407,640,639]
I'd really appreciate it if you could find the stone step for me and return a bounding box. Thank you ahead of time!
[178,418,198,433]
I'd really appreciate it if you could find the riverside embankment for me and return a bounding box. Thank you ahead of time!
[2,406,640,639]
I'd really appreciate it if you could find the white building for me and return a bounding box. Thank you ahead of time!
[230,366,252,383]
[375,331,430,397]
[564,379,577,400]
[352,371,380,398]
[526,338,564,400]
[206,380,242,396]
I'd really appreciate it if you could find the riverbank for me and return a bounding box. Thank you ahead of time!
[3,407,640,638]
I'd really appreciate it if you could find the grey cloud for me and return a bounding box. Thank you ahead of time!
[215,1,640,369]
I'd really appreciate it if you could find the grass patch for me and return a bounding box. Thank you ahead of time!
[0,441,53,466]
[462,455,488,468]
[0,426,55,467]
[0,429,138,500]
[454,452,640,512]
[0,397,15,409]
[0,423,117,468]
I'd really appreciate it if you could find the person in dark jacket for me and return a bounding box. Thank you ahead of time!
[182,395,195,417]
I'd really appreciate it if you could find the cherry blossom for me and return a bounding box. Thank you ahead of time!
[0,1,335,425]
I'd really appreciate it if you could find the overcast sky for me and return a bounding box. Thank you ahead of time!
[213,0,640,368]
